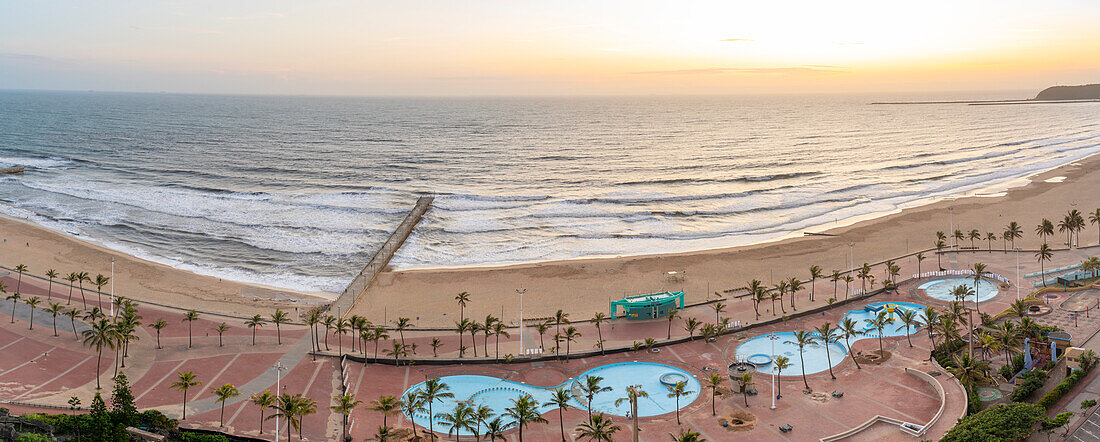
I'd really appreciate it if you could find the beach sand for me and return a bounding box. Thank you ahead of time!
[1,155,1097,324]
[0,214,329,318]
[350,153,1100,326]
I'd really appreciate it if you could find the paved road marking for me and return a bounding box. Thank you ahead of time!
[0,336,26,352]
[0,346,56,378]
[664,344,687,363]
[13,354,94,400]
[223,400,250,429]
[136,359,188,401]
[190,354,241,403]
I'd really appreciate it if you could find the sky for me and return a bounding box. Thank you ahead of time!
[2,0,1099,96]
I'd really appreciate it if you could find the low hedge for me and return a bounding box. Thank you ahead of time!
[1037,366,1091,410]
[1009,370,1047,402]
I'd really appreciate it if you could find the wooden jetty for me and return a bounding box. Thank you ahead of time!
[332,196,434,317]
[0,167,24,175]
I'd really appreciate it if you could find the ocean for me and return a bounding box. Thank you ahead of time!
[1,90,1098,294]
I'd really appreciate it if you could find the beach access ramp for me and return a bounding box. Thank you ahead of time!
[332,196,434,317]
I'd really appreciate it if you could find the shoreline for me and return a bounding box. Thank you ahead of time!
[353,152,1100,325]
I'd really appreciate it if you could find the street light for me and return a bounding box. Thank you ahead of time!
[1015,247,1021,301]
[516,289,526,356]
[272,362,287,433]
[770,334,778,409]
[848,242,854,272]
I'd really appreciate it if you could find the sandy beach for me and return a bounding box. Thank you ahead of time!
[0,214,329,318]
[351,153,1100,326]
[1,154,1097,324]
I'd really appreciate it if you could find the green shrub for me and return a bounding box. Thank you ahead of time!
[1038,368,1090,410]
[942,403,1044,442]
[181,432,230,442]
[1083,399,1097,409]
[15,434,50,442]
[1010,370,1047,402]
[967,386,983,415]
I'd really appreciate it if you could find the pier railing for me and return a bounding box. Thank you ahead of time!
[332,196,434,317]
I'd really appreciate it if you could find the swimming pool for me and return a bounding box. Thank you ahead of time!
[402,361,700,435]
[918,277,998,303]
[735,302,926,376]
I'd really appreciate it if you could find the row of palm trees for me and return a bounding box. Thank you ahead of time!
[380,374,704,442]
[4,263,113,310]
[169,370,321,442]
[937,208,1100,256]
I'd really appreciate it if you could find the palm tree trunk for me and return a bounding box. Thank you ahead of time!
[799,349,808,389]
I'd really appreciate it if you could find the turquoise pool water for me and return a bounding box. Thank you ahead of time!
[402,361,700,435]
[918,277,998,302]
[735,302,926,376]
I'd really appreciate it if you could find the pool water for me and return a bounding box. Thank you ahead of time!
[735,302,926,376]
[402,361,700,435]
[918,277,998,303]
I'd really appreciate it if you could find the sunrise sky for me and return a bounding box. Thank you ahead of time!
[2,0,1099,96]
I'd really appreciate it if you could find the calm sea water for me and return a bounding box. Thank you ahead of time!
[1,90,1098,293]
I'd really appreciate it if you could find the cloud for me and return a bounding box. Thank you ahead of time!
[719,38,753,42]
[219,12,285,21]
[130,25,223,34]
[835,42,864,46]
[0,52,55,62]
[634,66,846,75]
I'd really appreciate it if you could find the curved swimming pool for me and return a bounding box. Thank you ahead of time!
[402,361,700,435]
[919,277,998,303]
[734,302,926,376]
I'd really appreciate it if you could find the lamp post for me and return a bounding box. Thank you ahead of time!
[948,207,954,247]
[272,362,286,434]
[1015,247,1020,301]
[516,289,526,356]
[769,333,779,409]
[848,242,854,272]
[110,258,115,317]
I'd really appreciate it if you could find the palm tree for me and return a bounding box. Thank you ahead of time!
[935,240,946,269]
[82,318,117,389]
[182,310,198,348]
[736,372,754,406]
[304,309,321,353]
[953,229,964,247]
[482,417,507,441]
[843,275,854,300]
[666,308,679,339]
[214,323,228,347]
[1035,243,1053,286]
[1090,208,1100,245]
[575,413,622,441]
[968,229,980,248]
[271,309,289,345]
[1037,218,1054,244]
[504,394,548,442]
[468,320,482,357]
[44,269,58,300]
[251,391,276,434]
[394,317,412,349]
[712,301,726,324]
[92,274,109,307]
[243,314,265,345]
[564,326,581,358]
[455,291,470,350]
[171,371,202,420]
[895,309,920,347]
[553,309,569,353]
[920,307,940,352]
[76,271,90,308]
[13,264,27,293]
[704,373,724,416]
[684,317,701,339]
[809,265,822,302]
[773,280,787,314]
[64,272,78,306]
[774,356,791,397]
[430,337,443,357]
[916,253,925,275]
[948,354,990,392]
[971,262,987,317]
[482,314,496,355]
[865,311,890,356]
[6,291,20,324]
[401,391,425,433]
[44,302,63,336]
[543,388,572,441]
[436,402,475,441]
[455,319,471,358]
[814,322,839,379]
[536,320,551,350]
[420,378,453,438]
[748,279,765,319]
[579,375,611,422]
[614,385,648,442]
[212,383,240,427]
[335,318,350,356]
[857,263,872,295]
[993,321,1021,364]
[24,296,40,330]
[473,404,495,441]
[384,340,406,365]
[667,381,693,425]
[985,232,996,251]
[151,319,167,349]
[63,308,79,339]
[294,396,318,440]
[785,331,817,390]
[492,321,509,359]
[669,428,705,442]
[370,326,388,358]
[369,395,402,428]
[592,312,607,354]
[1005,221,1022,249]
[788,277,802,310]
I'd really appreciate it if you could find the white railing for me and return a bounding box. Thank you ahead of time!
[911,270,1011,285]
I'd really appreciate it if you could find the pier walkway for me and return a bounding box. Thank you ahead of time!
[332,196,433,317]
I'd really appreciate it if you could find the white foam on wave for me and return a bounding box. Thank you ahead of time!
[0,156,72,169]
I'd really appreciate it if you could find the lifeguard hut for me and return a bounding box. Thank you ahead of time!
[611,291,685,320]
